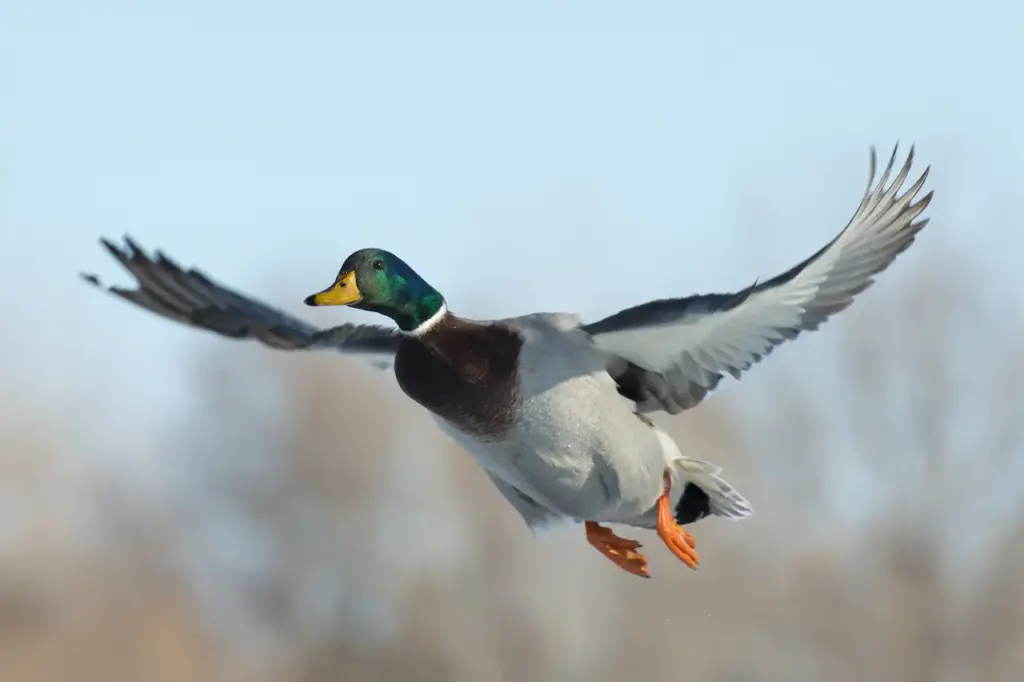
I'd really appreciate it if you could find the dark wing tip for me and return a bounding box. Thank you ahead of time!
[100,237,126,259]
[122,234,144,253]
[79,272,102,287]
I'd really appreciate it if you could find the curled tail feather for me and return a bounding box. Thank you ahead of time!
[674,458,753,524]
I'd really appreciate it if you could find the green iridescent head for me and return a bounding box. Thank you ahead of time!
[304,248,445,333]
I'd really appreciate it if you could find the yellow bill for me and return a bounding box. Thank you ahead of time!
[304,270,360,306]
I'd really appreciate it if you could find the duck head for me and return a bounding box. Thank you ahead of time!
[304,248,446,334]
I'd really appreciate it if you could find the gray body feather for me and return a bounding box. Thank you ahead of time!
[429,312,691,529]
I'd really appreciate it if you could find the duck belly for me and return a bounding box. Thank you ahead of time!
[432,371,671,523]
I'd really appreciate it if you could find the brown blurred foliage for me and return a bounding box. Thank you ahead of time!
[2,257,1022,682]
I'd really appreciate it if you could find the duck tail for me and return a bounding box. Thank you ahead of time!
[673,458,753,524]
[644,416,753,524]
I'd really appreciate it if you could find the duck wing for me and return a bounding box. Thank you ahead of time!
[83,237,399,368]
[582,145,932,413]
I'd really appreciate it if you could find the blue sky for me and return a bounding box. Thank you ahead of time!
[3,1,1022,468]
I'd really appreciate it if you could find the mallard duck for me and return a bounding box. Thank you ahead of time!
[82,145,931,578]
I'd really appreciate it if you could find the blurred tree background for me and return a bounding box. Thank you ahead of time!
[2,229,1022,682]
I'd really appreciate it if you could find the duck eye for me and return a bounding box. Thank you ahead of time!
[372,259,385,271]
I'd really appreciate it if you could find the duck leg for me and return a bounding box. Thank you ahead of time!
[656,470,701,569]
[585,521,650,578]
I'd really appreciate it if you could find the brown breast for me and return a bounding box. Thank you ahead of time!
[394,316,523,439]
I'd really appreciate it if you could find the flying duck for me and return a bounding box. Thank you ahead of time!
[82,145,931,578]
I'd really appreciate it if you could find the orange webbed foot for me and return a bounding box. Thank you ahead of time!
[656,471,700,569]
[585,521,650,578]
[681,527,696,549]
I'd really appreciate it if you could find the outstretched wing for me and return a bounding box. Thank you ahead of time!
[583,144,933,413]
[83,237,400,368]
